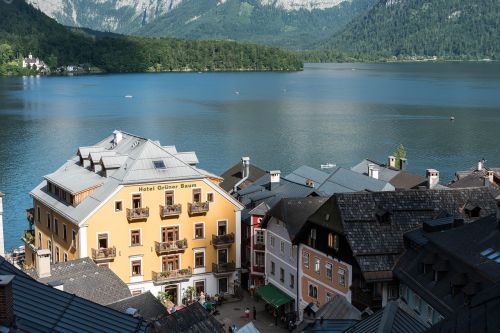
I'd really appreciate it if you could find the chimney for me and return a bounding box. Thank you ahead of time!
[0,192,4,257]
[371,167,379,180]
[487,171,495,184]
[388,156,396,169]
[306,179,315,188]
[241,157,250,179]
[270,170,281,186]
[399,158,407,171]
[477,159,485,171]
[368,163,375,177]
[113,130,123,145]
[0,275,15,327]
[36,249,52,278]
[426,169,440,189]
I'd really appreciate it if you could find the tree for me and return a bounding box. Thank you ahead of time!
[0,44,13,64]
[393,144,407,170]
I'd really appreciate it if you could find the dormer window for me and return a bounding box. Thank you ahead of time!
[153,160,166,169]
[375,208,391,224]
[464,206,481,218]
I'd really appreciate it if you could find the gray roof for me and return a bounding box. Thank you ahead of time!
[31,131,225,225]
[237,322,262,333]
[219,161,267,193]
[351,159,400,182]
[0,256,148,333]
[309,188,498,281]
[316,296,362,320]
[25,258,131,305]
[248,202,270,216]
[107,291,167,322]
[345,301,428,333]
[153,302,225,333]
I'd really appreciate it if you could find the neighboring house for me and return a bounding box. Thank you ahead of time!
[449,160,500,199]
[351,156,445,190]
[22,53,48,71]
[23,130,243,305]
[152,302,225,333]
[25,256,131,305]
[219,157,267,193]
[306,188,498,311]
[261,197,328,322]
[0,255,148,332]
[107,291,167,322]
[344,301,428,333]
[237,165,394,291]
[395,210,500,326]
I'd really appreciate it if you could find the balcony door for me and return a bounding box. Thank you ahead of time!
[193,189,201,203]
[161,226,179,242]
[162,255,179,272]
[165,191,174,206]
[217,221,227,236]
[132,194,142,209]
[98,233,108,249]
[218,249,228,264]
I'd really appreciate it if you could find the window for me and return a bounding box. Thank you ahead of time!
[290,274,295,288]
[162,255,179,272]
[153,160,166,169]
[47,212,51,229]
[131,289,142,296]
[303,252,310,268]
[63,224,67,241]
[194,223,204,239]
[280,268,285,283]
[165,191,174,205]
[132,193,142,209]
[255,252,265,267]
[195,281,205,295]
[326,263,333,280]
[255,230,265,244]
[63,253,68,262]
[193,188,201,203]
[314,258,320,274]
[54,218,59,236]
[38,232,42,248]
[308,284,318,299]
[217,220,227,236]
[426,305,433,323]
[280,241,285,253]
[207,193,214,203]
[162,226,179,242]
[270,236,275,247]
[115,201,123,212]
[413,294,422,313]
[333,235,339,251]
[131,260,142,276]
[328,233,334,248]
[55,246,60,263]
[309,228,316,247]
[326,292,333,302]
[48,240,52,262]
[289,245,294,258]
[338,269,346,287]
[37,207,40,223]
[72,230,76,247]
[195,252,205,268]
[97,233,108,249]
[271,261,275,275]
[131,229,141,246]
[388,286,398,299]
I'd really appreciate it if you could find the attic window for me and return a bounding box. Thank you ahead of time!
[375,208,391,224]
[464,206,481,218]
[153,160,166,170]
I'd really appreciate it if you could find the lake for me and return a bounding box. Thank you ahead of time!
[1,62,499,251]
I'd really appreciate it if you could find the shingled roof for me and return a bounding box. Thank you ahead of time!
[151,302,224,333]
[0,256,148,333]
[310,188,498,282]
[219,160,267,193]
[107,291,167,322]
[25,257,131,305]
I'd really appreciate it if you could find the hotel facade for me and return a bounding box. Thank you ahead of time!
[23,131,243,304]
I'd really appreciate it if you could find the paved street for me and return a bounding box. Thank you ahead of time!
[214,291,288,333]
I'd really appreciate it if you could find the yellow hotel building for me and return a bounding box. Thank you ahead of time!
[24,131,243,304]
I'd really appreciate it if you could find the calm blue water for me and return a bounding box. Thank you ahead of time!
[1,63,500,251]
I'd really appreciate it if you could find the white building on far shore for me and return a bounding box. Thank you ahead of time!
[22,53,48,71]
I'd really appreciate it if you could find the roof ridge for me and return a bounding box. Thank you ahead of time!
[147,139,206,178]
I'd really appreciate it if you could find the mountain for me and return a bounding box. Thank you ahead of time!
[27,0,376,49]
[328,0,500,59]
[0,0,303,74]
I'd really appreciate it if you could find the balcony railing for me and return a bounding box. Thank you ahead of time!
[21,229,35,245]
[26,208,34,224]
[212,233,235,247]
[253,266,265,273]
[254,242,265,251]
[91,247,116,260]
[188,201,209,214]
[127,207,149,221]
[212,262,236,274]
[152,268,192,284]
[155,239,188,254]
[159,204,182,217]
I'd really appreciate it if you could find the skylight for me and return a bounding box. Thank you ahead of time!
[153,160,166,169]
[480,248,494,257]
[487,252,500,260]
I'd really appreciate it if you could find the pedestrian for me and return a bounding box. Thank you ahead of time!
[244,307,250,320]
[252,306,256,320]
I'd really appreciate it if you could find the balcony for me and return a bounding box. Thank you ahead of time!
[188,201,209,215]
[159,204,182,218]
[127,207,149,221]
[155,239,188,254]
[212,233,235,248]
[26,208,34,224]
[252,266,265,274]
[91,247,116,261]
[152,268,192,284]
[254,242,265,251]
[212,262,236,275]
[21,229,35,251]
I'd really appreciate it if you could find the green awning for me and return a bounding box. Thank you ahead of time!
[256,284,293,308]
